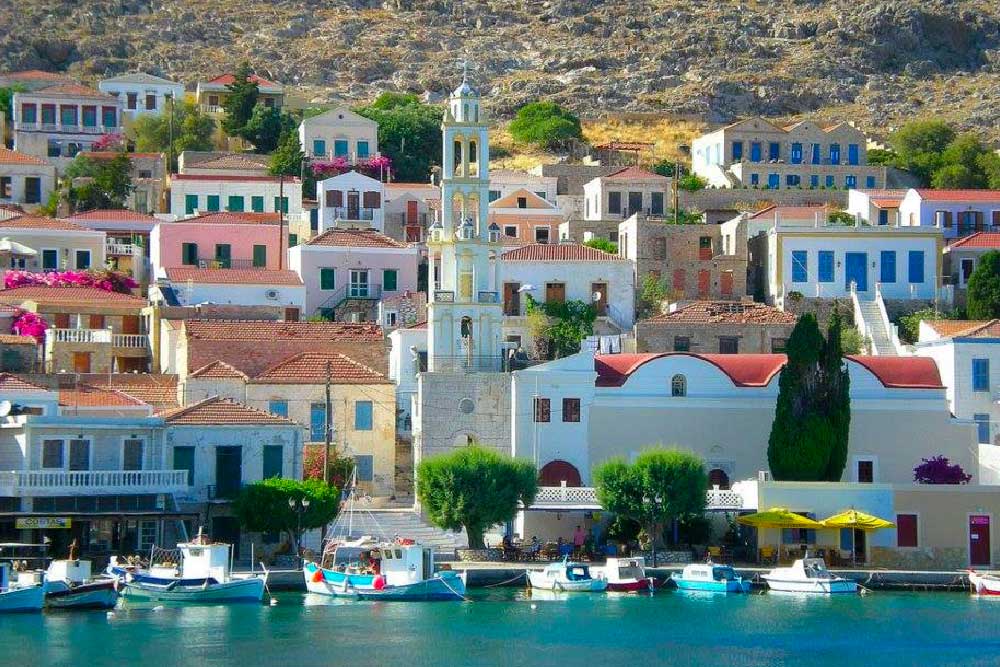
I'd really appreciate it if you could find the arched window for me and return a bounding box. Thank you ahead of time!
[538,460,582,487]
[708,468,730,490]
[671,374,686,397]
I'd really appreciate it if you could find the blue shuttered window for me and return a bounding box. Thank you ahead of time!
[880,251,896,283]
[818,251,834,283]
[355,455,374,481]
[750,142,761,162]
[973,359,990,392]
[908,250,925,283]
[268,400,288,418]
[354,401,373,431]
[310,403,327,442]
[792,251,808,283]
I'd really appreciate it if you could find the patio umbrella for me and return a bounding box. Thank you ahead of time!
[0,238,37,256]
[737,508,822,563]
[821,509,894,565]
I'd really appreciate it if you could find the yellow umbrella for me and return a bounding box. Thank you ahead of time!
[821,509,894,530]
[737,507,823,528]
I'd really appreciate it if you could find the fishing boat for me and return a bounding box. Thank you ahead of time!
[762,556,858,594]
[44,558,118,610]
[109,531,266,604]
[968,571,1000,596]
[0,562,44,613]
[528,557,607,593]
[671,562,752,593]
[598,557,655,592]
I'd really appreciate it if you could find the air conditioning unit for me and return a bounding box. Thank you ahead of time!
[264,289,279,300]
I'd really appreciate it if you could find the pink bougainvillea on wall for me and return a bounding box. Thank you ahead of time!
[11,310,47,343]
[4,269,138,294]
[311,155,393,181]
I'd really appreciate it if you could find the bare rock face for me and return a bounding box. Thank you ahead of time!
[0,0,997,138]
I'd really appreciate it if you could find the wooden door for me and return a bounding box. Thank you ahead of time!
[503,282,521,316]
[121,315,140,334]
[697,270,710,298]
[72,352,91,374]
[591,282,607,315]
[545,283,565,304]
[54,313,70,329]
[89,314,105,329]
[406,200,418,225]
[970,515,991,566]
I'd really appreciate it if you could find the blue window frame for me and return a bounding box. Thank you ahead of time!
[973,359,990,392]
[825,175,835,188]
[811,143,821,164]
[908,250,925,284]
[354,400,373,431]
[790,143,803,164]
[880,251,896,283]
[262,445,283,479]
[818,251,834,283]
[268,400,288,418]
[310,402,327,442]
[786,174,801,187]
[355,455,374,482]
[357,141,370,158]
[878,209,889,225]
[810,175,819,188]
[768,142,780,161]
[792,250,808,283]
[312,139,326,156]
[334,139,349,157]
[866,176,876,188]
[750,173,759,186]
[848,144,859,165]
[975,414,991,444]
[845,175,857,189]
[767,173,780,189]
[731,141,743,161]
[830,144,841,165]
[750,142,761,162]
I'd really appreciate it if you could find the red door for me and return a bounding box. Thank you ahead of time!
[697,270,710,298]
[406,200,418,225]
[970,515,991,566]
[720,271,734,297]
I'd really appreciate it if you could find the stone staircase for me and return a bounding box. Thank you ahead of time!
[336,509,468,552]
[855,298,897,356]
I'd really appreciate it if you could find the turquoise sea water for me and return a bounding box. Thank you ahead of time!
[2,589,997,667]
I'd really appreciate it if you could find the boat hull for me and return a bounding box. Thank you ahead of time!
[45,580,119,610]
[606,578,656,593]
[672,575,751,594]
[119,576,265,603]
[303,562,376,597]
[0,585,45,613]
[762,577,858,594]
[969,572,1000,596]
[354,574,466,601]
[528,572,608,592]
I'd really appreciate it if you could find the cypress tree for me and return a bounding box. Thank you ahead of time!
[221,61,260,140]
[822,308,851,481]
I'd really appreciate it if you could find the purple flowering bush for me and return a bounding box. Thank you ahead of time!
[11,310,48,343]
[913,455,972,484]
[311,155,392,181]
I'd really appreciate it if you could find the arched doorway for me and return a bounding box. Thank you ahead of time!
[538,460,582,487]
[708,468,730,490]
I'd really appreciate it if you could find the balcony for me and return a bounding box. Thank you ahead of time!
[113,334,148,348]
[522,485,755,511]
[0,469,189,497]
[199,104,225,114]
[14,121,117,135]
[106,242,142,257]
[197,257,256,270]
[434,290,455,303]
[47,328,148,350]
[328,207,376,221]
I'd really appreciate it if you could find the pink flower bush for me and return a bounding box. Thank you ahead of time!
[311,155,393,181]
[4,269,138,294]
[11,310,48,343]
[92,133,125,152]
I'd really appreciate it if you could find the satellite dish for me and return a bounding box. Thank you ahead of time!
[0,401,11,417]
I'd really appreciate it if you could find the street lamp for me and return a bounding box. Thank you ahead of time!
[288,497,311,568]
[643,494,663,567]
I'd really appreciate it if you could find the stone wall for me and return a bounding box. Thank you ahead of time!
[784,296,855,329]
[870,546,971,571]
[681,188,848,212]
[414,371,511,464]
[635,321,797,354]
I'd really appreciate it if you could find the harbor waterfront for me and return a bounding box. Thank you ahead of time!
[1,589,997,667]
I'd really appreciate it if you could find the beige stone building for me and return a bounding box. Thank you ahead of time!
[582,166,672,221]
[0,148,56,210]
[298,106,377,161]
[0,215,106,272]
[195,73,284,114]
[635,300,797,353]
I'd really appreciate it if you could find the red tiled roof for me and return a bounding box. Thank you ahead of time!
[603,166,667,181]
[184,319,383,342]
[176,212,282,225]
[77,373,179,410]
[857,189,907,198]
[0,216,88,231]
[193,154,270,170]
[165,268,303,286]
[189,360,249,380]
[749,204,830,220]
[68,209,158,222]
[306,229,408,248]
[0,373,49,393]
[34,83,114,99]
[0,334,37,346]
[206,73,281,88]
[171,174,299,183]
[0,148,50,166]
[405,320,427,329]
[915,189,1000,202]
[59,384,148,408]
[946,233,1000,250]
[924,319,1000,339]
[642,301,796,325]
[253,352,388,384]
[0,286,146,305]
[501,243,623,261]
[846,355,943,389]
[161,396,295,425]
[871,199,901,208]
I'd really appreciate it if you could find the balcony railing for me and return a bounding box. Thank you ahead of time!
[106,242,142,256]
[0,469,189,496]
[328,207,376,221]
[49,328,112,344]
[14,121,118,135]
[434,290,455,303]
[200,104,224,114]
[197,257,256,270]
[113,334,148,348]
[524,485,748,511]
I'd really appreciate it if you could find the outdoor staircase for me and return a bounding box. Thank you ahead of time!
[855,298,896,355]
[341,509,468,552]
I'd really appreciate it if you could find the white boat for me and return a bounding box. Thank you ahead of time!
[0,563,44,613]
[597,557,656,592]
[44,559,118,610]
[109,532,266,604]
[762,557,858,595]
[528,557,607,593]
[968,571,1000,596]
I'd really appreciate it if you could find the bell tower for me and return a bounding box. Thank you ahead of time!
[426,66,502,372]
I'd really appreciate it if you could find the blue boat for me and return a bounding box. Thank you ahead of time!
[671,563,752,593]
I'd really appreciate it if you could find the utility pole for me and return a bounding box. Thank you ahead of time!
[673,160,680,226]
[323,360,332,485]
[167,93,174,172]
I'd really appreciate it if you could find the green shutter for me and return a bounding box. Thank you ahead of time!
[320,268,335,290]
[182,243,199,266]
[185,194,198,215]
[251,196,264,212]
[262,445,283,479]
[206,195,220,212]
[215,244,231,268]
[228,196,245,212]
[383,269,397,291]
[288,233,298,248]
[252,245,267,268]
[274,196,288,213]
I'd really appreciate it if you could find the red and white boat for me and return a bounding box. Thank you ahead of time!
[968,571,1000,596]
[599,557,656,593]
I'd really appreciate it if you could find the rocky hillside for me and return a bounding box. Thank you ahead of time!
[2,0,998,139]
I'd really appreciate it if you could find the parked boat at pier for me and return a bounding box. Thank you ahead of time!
[762,557,858,594]
[598,557,655,592]
[968,571,1000,596]
[45,559,118,610]
[671,563,752,593]
[528,557,607,593]
[0,562,44,613]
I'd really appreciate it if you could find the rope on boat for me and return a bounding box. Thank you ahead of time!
[483,572,527,588]
[437,574,470,601]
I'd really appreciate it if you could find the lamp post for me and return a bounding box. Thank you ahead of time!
[288,496,311,567]
[643,493,663,567]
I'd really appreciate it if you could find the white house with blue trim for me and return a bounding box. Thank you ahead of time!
[298,106,378,162]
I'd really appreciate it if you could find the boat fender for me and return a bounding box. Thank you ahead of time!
[373,575,386,591]
[312,569,324,583]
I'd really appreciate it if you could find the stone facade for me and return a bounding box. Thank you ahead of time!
[379,290,427,332]
[635,303,796,354]
[414,372,511,464]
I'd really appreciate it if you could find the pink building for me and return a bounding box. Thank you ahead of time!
[288,228,419,319]
[150,212,286,275]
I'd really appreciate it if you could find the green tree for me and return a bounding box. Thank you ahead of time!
[767,312,851,481]
[979,152,1000,190]
[651,160,676,177]
[232,478,340,557]
[416,446,537,549]
[677,173,707,192]
[889,119,955,185]
[866,148,897,166]
[967,251,1000,320]
[525,295,596,358]
[64,153,134,211]
[508,101,583,150]
[270,128,305,177]
[0,84,26,123]
[638,273,667,317]
[244,105,296,153]
[594,448,707,565]
[583,238,618,254]
[896,307,963,344]
[221,62,260,140]
[356,94,442,183]
[130,99,215,167]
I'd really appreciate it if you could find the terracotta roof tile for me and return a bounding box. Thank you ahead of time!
[0,334,38,346]
[501,243,624,261]
[206,73,281,88]
[184,320,383,342]
[0,216,88,231]
[0,373,50,393]
[192,153,270,170]
[164,268,303,286]
[305,229,408,248]
[33,83,115,100]
[68,209,158,222]
[77,373,179,410]
[79,152,163,160]
[0,286,146,306]
[946,233,1000,250]
[603,166,668,181]
[846,355,943,389]
[170,174,296,184]
[642,301,796,326]
[59,384,149,408]
[188,360,250,380]
[925,319,1000,338]
[0,148,50,166]
[253,352,388,384]
[162,396,295,425]
[176,211,282,225]
[914,189,1000,202]
[749,205,831,221]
